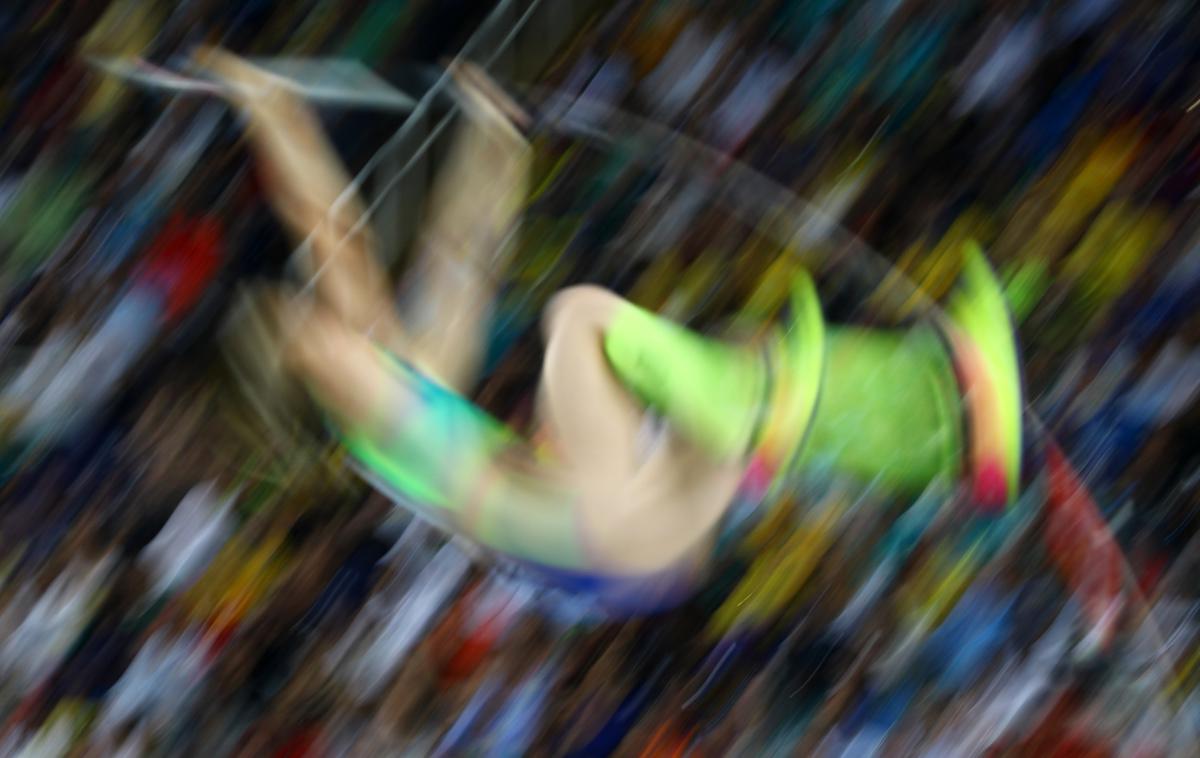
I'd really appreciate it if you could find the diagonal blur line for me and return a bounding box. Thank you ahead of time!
[301,0,549,298]
[290,3,1196,738]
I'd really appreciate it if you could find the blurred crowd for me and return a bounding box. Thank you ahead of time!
[2,0,1200,755]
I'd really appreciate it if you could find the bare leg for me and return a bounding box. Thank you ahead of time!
[200,50,529,392]
[204,50,743,580]
[539,286,644,481]
[198,49,401,346]
[401,63,531,391]
[538,286,745,570]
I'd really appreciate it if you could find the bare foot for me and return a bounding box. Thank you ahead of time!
[448,59,532,135]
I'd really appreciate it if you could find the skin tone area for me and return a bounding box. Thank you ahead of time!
[199,49,744,578]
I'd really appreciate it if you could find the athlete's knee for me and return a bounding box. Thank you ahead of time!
[543,285,625,339]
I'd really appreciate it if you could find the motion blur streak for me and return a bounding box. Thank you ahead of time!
[1,1,1200,756]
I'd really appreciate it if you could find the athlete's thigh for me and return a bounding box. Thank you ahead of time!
[539,285,644,480]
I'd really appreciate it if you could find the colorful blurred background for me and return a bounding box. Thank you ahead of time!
[2,0,1200,754]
